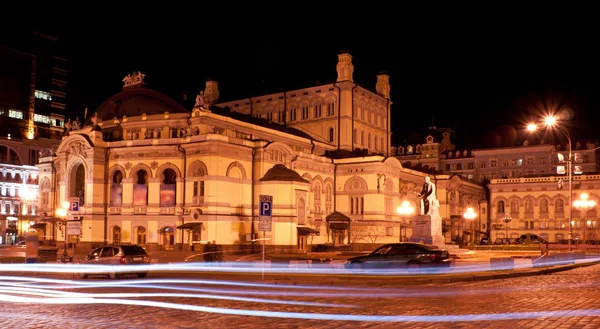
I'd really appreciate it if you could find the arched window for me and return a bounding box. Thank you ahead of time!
[540,199,549,213]
[110,171,123,206]
[375,136,378,150]
[496,201,505,213]
[70,164,86,206]
[160,168,177,207]
[328,128,334,142]
[112,226,121,244]
[556,199,564,212]
[136,227,146,245]
[361,131,364,146]
[525,200,533,213]
[9,149,20,165]
[133,170,148,206]
[191,163,207,205]
[368,133,371,148]
[510,200,519,213]
[313,183,321,215]
[297,198,306,225]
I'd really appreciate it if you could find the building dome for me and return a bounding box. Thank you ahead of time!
[87,86,188,125]
[260,164,308,183]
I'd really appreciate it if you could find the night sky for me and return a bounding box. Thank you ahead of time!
[7,8,600,149]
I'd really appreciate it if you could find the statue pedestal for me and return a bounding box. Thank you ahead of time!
[409,214,445,247]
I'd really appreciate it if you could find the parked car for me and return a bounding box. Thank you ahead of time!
[344,242,452,272]
[77,244,151,279]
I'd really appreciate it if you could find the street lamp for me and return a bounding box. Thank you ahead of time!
[397,201,414,242]
[56,201,70,262]
[502,215,512,244]
[528,114,573,245]
[19,186,36,241]
[573,193,596,244]
[463,207,477,244]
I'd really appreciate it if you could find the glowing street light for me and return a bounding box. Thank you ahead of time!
[528,114,573,245]
[56,201,70,262]
[463,207,477,220]
[397,201,414,242]
[462,207,477,244]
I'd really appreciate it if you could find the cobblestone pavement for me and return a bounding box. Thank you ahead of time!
[0,263,599,329]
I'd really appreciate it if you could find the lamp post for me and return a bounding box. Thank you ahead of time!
[502,214,512,244]
[19,186,36,241]
[463,207,477,244]
[56,201,70,262]
[528,115,573,245]
[573,193,596,244]
[397,201,414,242]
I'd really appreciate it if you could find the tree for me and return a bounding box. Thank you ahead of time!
[306,218,320,249]
[350,224,386,246]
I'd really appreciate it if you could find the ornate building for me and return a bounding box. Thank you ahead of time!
[35,54,485,251]
[489,174,600,244]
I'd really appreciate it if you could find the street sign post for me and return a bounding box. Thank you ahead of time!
[67,220,81,235]
[258,195,273,280]
[258,195,272,231]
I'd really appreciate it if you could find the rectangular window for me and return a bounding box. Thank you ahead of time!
[9,110,23,119]
[490,160,497,168]
[526,156,535,165]
[30,150,39,165]
[35,90,52,101]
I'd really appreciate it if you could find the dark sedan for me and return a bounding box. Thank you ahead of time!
[344,242,452,272]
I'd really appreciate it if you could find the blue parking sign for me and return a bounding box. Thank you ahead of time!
[258,195,272,231]
[70,197,80,212]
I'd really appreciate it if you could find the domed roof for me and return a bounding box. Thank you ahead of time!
[260,164,309,183]
[87,85,189,124]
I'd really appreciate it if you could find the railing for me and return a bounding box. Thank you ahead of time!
[160,207,175,215]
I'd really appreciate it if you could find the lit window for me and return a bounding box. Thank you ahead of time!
[8,110,23,119]
[34,90,52,101]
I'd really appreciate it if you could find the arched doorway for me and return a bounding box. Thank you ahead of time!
[136,227,146,245]
[162,226,175,250]
[70,163,86,205]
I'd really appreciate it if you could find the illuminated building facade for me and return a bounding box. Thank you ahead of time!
[0,30,66,244]
[36,54,485,251]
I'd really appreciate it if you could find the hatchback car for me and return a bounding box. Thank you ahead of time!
[77,244,151,279]
[344,242,452,272]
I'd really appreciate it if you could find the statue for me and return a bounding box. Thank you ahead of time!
[122,71,146,86]
[122,74,133,85]
[65,118,72,131]
[417,176,437,216]
[73,117,81,130]
[195,90,209,109]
